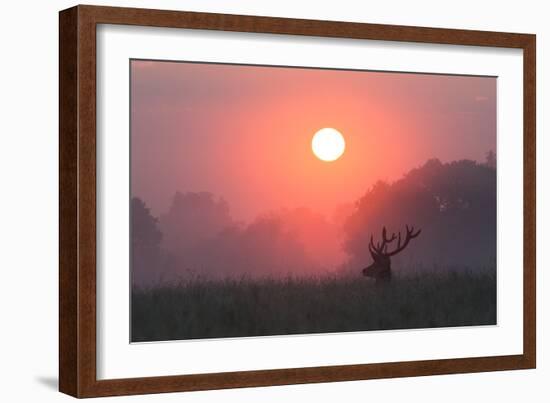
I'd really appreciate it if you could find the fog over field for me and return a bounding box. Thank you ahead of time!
[132,157,496,286]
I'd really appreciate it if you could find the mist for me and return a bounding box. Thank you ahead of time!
[132,155,496,287]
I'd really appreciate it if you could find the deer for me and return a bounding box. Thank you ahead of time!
[362,225,421,284]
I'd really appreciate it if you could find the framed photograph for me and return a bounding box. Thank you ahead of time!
[59,5,536,398]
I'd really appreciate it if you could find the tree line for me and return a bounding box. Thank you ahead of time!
[132,153,496,287]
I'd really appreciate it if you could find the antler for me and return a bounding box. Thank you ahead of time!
[369,226,397,255]
[385,225,421,256]
[370,225,421,257]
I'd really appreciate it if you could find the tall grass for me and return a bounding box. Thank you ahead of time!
[131,268,496,342]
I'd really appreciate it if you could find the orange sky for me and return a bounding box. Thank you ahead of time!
[131,60,496,222]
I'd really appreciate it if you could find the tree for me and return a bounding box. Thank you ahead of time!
[159,191,233,256]
[131,197,163,287]
[343,158,496,272]
[485,150,496,170]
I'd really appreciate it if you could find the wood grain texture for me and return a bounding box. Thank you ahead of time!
[58,4,536,398]
[59,6,78,397]
[522,36,536,369]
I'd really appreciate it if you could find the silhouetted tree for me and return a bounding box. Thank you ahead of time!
[343,158,496,272]
[199,213,312,278]
[160,191,233,257]
[132,197,163,287]
[162,206,319,279]
[485,150,497,170]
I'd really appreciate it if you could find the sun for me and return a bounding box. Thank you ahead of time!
[311,128,346,162]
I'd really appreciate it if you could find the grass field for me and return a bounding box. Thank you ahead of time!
[131,268,496,342]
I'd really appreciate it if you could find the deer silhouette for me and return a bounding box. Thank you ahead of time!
[362,225,421,284]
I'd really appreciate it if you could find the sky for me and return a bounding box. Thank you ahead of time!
[131,60,496,223]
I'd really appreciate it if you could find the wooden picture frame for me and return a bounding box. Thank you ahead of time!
[59,4,536,398]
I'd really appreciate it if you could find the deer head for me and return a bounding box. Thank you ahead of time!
[362,225,421,283]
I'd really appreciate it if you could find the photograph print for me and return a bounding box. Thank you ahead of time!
[130,60,497,342]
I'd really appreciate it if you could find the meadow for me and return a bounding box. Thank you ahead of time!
[131,268,496,342]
